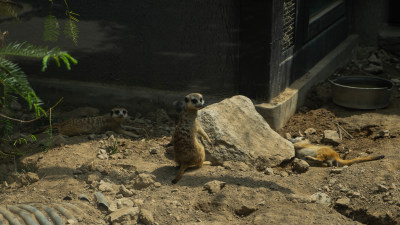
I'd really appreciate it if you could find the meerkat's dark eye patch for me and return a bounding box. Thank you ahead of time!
[199,97,203,102]
[191,99,198,104]
[185,97,189,103]
[113,109,120,114]
[122,110,127,114]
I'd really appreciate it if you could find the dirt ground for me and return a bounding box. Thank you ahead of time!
[0,47,400,225]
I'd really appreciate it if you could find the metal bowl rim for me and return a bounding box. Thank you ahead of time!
[329,76,394,90]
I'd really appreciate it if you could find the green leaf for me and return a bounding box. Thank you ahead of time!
[43,15,60,42]
[63,20,79,46]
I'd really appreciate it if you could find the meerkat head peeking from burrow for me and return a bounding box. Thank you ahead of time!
[110,107,128,121]
[184,93,205,110]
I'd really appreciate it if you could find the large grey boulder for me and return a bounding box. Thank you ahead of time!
[198,95,295,170]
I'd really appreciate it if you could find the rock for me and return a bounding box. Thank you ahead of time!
[87,172,101,184]
[119,184,134,197]
[133,199,144,207]
[376,183,389,193]
[322,130,341,146]
[139,209,155,225]
[286,194,312,203]
[198,95,294,170]
[109,198,134,212]
[291,158,309,173]
[264,168,274,175]
[88,134,96,140]
[368,53,382,65]
[330,168,343,174]
[133,173,156,189]
[363,64,383,74]
[203,180,226,194]
[279,171,289,177]
[106,207,140,224]
[150,148,158,154]
[99,180,116,192]
[335,197,351,207]
[311,192,332,205]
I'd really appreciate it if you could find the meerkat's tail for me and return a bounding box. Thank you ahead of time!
[337,155,385,166]
[172,164,189,184]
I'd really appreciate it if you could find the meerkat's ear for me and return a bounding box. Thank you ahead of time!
[185,97,189,103]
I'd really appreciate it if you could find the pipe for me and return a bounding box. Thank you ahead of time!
[8,205,36,225]
[18,204,51,225]
[54,205,78,224]
[44,206,63,225]
[0,207,21,225]
[94,192,109,211]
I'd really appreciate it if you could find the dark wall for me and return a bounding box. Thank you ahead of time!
[6,1,240,97]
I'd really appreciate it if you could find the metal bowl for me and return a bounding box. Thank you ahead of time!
[330,76,393,109]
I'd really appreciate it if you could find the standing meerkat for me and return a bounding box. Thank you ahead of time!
[172,93,211,184]
[290,137,384,167]
[36,107,138,137]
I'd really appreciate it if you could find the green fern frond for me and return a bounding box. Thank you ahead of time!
[64,20,79,46]
[0,57,42,106]
[43,15,60,42]
[0,42,78,71]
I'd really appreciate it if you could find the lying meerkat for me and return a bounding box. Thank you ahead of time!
[290,137,384,167]
[172,93,211,184]
[36,107,138,137]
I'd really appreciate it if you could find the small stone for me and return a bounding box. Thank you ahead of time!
[336,197,351,207]
[150,149,158,154]
[97,154,107,160]
[203,180,226,194]
[364,64,383,74]
[133,199,144,207]
[330,168,343,174]
[99,149,107,155]
[99,181,115,192]
[328,178,337,186]
[139,209,155,225]
[285,133,292,139]
[88,134,96,140]
[119,184,134,197]
[376,183,389,192]
[348,191,361,198]
[107,207,140,224]
[66,219,77,224]
[322,130,341,146]
[133,174,156,189]
[368,53,382,65]
[291,158,309,173]
[311,192,332,205]
[280,171,289,177]
[264,168,274,175]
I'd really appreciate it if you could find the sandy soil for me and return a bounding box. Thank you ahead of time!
[0,47,399,225]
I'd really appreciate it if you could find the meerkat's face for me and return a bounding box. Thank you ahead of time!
[288,136,306,144]
[184,93,204,110]
[111,108,128,119]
